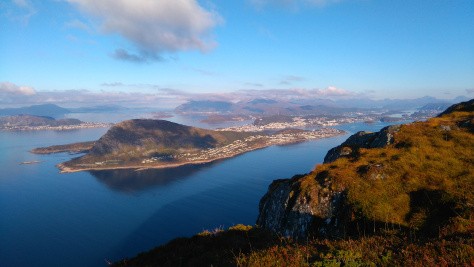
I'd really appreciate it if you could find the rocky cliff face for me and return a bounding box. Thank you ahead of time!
[256,126,396,239]
[323,125,400,163]
[257,101,473,240]
[256,174,346,239]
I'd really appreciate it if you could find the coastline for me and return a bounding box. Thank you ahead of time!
[57,131,345,173]
[0,123,112,132]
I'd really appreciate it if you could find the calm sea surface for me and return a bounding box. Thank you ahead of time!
[0,121,395,267]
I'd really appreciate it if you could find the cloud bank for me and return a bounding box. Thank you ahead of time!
[0,83,358,108]
[0,82,36,96]
[67,0,221,62]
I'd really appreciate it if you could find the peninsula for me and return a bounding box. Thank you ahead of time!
[34,119,345,173]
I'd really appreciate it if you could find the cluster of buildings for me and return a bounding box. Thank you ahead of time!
[216,116,368,132]
[0,122,111,131]
[139,128,344,165]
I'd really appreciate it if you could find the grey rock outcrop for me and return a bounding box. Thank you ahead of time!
[323,125,400,163]
[256,175,344,240]
[257,125,400,240]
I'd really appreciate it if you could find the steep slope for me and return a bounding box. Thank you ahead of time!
[438,98,474,116]
[257,99,474,239]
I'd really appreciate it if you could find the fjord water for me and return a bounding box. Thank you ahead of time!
[0,122,393,267]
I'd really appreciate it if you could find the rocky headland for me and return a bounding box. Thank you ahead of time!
[256,99,474,240]
[114,99,474,266]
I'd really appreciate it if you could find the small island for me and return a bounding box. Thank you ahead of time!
[0,114,111,131]
[31,141,96,154]
[33,119,345,173]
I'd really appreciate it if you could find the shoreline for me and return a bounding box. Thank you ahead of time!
[0,123,112,132]
[58,142,281,173]
[57,132,345,173]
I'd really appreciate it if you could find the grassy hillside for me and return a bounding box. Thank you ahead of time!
[302,104,473,236]
[66,119,253,165]
[113,225,473,266]
[114,100,473,266]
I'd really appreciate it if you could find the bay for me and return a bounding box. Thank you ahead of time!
[0,120,395,267]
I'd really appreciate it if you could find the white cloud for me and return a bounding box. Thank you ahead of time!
[316,86,352,96]
[0,82,36,96]
[0,83,357,108]
[67,0,222,62]
[235,87,356,101]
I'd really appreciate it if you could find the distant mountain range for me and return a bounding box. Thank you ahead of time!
[174,99,364,116]
[174,96,468,116]
[0,104,70,118]
[0,104,131,118]
[68,105,129,113]
[0,96,469,119]
[0,115,83,128]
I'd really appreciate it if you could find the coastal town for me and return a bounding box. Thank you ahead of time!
[139,128,345,166]
[217,116,367,132]
[52,127,345,173]
[0,122,112,131]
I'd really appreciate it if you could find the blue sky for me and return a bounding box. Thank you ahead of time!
[1,0,473,107]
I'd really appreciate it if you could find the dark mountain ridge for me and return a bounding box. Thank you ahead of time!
[0,114,82,128]
[0,104,70,117]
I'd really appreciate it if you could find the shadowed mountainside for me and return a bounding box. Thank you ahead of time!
[88,119,247,156]
[59,119,255,171]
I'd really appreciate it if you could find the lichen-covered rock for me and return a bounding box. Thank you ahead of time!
[257,124,401,240]
[323,125,400,163]
[256,173,346,240]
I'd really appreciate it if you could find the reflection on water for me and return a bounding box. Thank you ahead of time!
[89,162,218,193]
[0,121,401,267]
